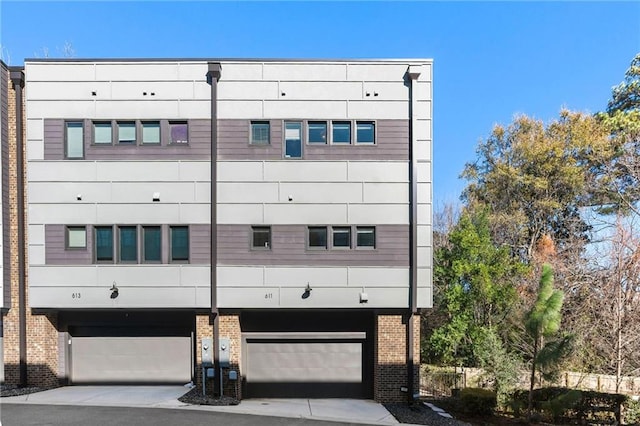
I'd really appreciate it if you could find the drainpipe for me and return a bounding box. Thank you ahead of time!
[9,68,26,387]
[407,66,421,404]
[206,62,222,395]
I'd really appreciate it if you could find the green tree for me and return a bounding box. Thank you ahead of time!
[427,208,527,366]
[525,264,573,418]
[462,111,611,262]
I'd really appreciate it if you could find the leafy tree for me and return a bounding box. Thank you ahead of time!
[462,111,610,262]
[525,264,573,418]
[427,208,527,366]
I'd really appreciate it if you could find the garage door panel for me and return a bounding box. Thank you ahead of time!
[71,336,191,383]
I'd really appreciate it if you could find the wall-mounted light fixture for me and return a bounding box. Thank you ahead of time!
[301,282,312,299]
[110,282,119,299]
[152,192,160,202]
[76,194,82,201]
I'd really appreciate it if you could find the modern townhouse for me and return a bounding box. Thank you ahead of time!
[1,58,432,402]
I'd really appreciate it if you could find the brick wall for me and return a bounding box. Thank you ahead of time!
[195,313,213,388]
[219,313,241,399]
[3,71,59,387]
[374,313,420,402]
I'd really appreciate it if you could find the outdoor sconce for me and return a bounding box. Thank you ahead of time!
[110,283,119,299]
[152,192,160,202]
[301,283,312,299]
[76,194,82,201]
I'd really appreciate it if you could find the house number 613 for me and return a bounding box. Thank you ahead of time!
[71,292,81,299]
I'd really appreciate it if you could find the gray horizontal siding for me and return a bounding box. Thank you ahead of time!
[45,224,93,265]
[218,119,408,161]
[216,224,408,267]
[43,119,211,160]
[190,224,211,264]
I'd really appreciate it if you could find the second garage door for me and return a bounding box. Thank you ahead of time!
[243,332,367,398]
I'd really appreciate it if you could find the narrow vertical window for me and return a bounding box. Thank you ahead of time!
[356,121,375,144]
[95,226,114,262]
[250,121,270,145]
[171,226,189,262]
[284,122,302,158]
[142,121,161,144]
[251,226,271,250]
[308,121,327,144]
[119,226,137,262]
[356,226,376,249]
[65,121,84,159]
[308,227,328,249]
[66,226,87,249]
[169,122,188,144]
[93,122,112,144]
[332,121,351,144]
[143,226,161,262]
[332,227,351,249]
[118,121,136,144]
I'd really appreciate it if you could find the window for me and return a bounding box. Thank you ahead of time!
[308,121,327,144]
[142,121,161,144]
[118,121,136,144]
[169,121,188,144]
[250,121,270,145]
[119,226,137,262]
[66,226,87,249]
[93,122,112,145]
[251,226,271,250]
[170,226,189,262]
[65,122,84,159]
[356,226,376,248]
[95,226,114,262]
[143,226,161,262]
[308,227,328,249]
[332,227,351,249]
[284,122,302,158]
[356,121,375,144]
[332,121,351,144]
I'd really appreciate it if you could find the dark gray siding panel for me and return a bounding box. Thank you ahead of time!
[217,119,283,160]
[190,224,210,264]
[1,64,10,306]
[215,224,408,267]
[44,119,211,160]
[45,224,93,265]
[217,119,408,161]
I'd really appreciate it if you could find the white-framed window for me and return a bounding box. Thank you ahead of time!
[284,121,302,158]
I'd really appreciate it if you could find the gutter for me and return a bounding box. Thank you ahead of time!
[206,62,222,395]
[407,66,421,403]
[9,68,26,387]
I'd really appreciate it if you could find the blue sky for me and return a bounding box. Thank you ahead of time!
[1,1,639,206]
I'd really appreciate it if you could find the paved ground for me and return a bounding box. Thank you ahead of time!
[1,386,400,425]
[0,404,375,426]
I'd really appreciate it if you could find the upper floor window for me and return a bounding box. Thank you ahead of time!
[66,226,87,249]
[118,121,136,144]
[119,226,138,262]
[332,227,351,249]
[143,226,162,262]
[308,226,328,249]
[284,122,302,158]
[93,122,113,145]
[251,121,270,145]
[356,121,375,144]
[332,121,351,144]
[308,121,327,144]
[251,226,271,250]
[356,226,376,249]
[142,121,161,144]
[65,121,84,159]
[170,121,188,144]
[170,226,189,262]
[95,226,114,262]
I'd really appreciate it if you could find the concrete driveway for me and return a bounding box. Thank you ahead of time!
[2,386,399,425]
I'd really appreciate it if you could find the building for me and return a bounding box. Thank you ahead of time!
[2,58,432,402]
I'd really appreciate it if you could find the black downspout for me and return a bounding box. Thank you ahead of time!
[206,62,222,396]
[407,68,421,404]
[10,68,26,387]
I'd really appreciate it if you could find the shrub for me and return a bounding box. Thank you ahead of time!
[623,397,640,425]
[458,387,497,415]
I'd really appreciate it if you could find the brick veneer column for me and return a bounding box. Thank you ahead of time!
[374,314,420,402]
[195,313,213,389]
[219,313,242,399]
[3,71,59,387]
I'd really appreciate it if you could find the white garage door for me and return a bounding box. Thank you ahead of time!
[71,335,191,383]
